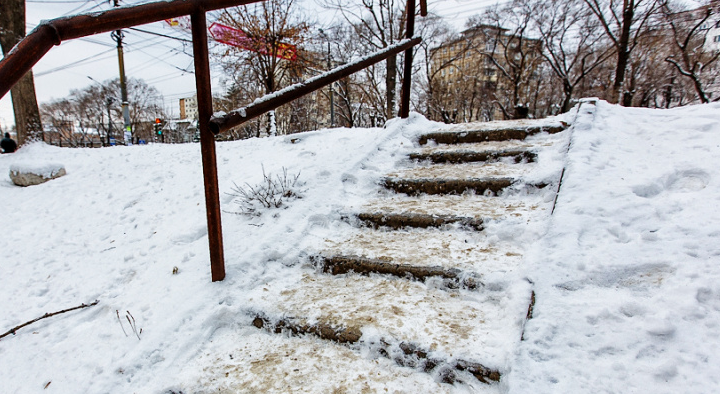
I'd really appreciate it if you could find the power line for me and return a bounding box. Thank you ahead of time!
[35,47,117,77]
[127,27,193,43]
[62,0,105,16]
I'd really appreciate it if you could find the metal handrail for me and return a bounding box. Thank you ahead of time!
[0,0,426,282]
[210,37,421,134]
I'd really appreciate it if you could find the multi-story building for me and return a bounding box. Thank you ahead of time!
[179,95,199,121]
[429,24,542,123]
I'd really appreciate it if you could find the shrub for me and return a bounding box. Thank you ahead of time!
[229,166,301,214]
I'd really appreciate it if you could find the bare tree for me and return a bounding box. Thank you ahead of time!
[582,0,659,105]
[661,0,720,104]
[416,15,479,122]
[315,25,376,128]
[40,99,74,147]
[0,0,43,145]
[536,0,616,112]
[323,0,408,121]
[217,0,310,135]
[40,78,163,146]
[477,1,545,119]
[121,78,164,142]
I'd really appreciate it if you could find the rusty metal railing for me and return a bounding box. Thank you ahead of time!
[0,0,426,282]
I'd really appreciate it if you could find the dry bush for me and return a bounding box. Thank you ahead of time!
[229,166,301,214]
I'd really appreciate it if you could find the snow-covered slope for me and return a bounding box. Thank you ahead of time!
[509,100,720,393]
[1,101,719,393]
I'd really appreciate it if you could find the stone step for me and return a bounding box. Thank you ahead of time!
[249,270,512,386]
[417,140,535,154]
[360,194,546,220]
[251,273,526,373]
[418,123,566,145]
[251,314,501,384]
[314,254,482,290]
[320,228,524,274]
[178,328,467,392]
[382,177,515,196]
[388,161,533,180]
[409,149,537,164]
[353,212,484,230]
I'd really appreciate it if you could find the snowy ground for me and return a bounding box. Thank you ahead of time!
[508,100,720,393]
[1,101,719,393]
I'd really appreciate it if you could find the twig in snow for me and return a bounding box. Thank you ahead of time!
[116,310,128,337]
[116,310,142,340]
[0,300,99,340]
[125,311,142,340]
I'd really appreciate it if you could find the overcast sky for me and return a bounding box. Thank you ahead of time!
[0,0,497,131]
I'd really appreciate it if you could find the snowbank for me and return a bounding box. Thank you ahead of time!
[509,100,720,393]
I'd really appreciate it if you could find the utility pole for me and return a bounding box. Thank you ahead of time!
[112,0,132,145]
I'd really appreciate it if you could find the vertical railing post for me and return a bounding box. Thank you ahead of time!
[399,0,416,118]
[191,10,226,282]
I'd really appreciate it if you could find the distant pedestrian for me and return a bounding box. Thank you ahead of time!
[1,133,17,153]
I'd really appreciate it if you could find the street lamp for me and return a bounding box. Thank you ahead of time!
[318,28,334,127]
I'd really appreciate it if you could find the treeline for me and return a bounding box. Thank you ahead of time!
[216,0,720,134]
[39,0,720,142]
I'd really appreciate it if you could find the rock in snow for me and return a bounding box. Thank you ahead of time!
[9,162,66,186]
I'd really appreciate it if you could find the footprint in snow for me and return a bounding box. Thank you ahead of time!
[172,227,207,245]
[632,168,709,198]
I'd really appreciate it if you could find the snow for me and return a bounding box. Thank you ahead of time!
[0,101,719,393]
[508,99,720,393]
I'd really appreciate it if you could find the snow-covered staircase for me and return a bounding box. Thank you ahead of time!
[243,118,569,389]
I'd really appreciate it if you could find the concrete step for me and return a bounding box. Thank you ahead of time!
[353,211,484,230]
[417,139,534,153]
[249,273,529,384]
[418,121,567,145]
[251,313,501,384]
[382,177,516,196]
[388,161,534,179]
[409,148,537,164]
[177,328,470,393]
[320,228,523,274]
[314,254,482,290]
[360,194,546,220]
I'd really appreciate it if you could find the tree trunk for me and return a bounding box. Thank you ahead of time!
[612,0,635,106]
[0,0,43,145]
[562,81,574,113]
[386,54,397,120]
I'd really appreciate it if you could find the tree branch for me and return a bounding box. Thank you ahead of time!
[0,300,99,340]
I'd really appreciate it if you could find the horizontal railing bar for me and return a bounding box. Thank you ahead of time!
[0,0,263,100]
[42,0,261,41]
[0,26,58,100]
[209,36,422,134]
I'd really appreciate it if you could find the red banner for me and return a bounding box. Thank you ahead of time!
[208,22,298,61]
